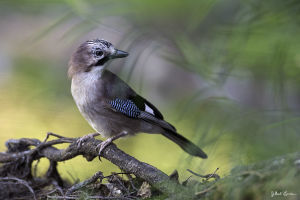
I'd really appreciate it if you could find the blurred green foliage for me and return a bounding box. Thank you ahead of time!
[0,0,299,186]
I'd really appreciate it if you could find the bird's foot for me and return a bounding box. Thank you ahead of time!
[76,133,100,148]
[96,138,113,160]
[96,131,128,161]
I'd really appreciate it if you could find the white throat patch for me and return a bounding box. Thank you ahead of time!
[71,66,104,107]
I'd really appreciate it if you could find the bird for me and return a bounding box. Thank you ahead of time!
[68,39,207,159]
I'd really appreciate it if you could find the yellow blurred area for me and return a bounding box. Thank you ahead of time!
[0,82,231,181]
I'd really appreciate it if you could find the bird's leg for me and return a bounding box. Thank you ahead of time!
[76,132,100,147]
[97,131,128,158]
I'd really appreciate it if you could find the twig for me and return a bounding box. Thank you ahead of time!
[87,196,134,199]
[0,177,37,200]
[0,137,75,163]
[47,195,133,200]
[43,132,68,143]
[126,173,139,192]
[51,180,64,197]
[66,171,104,195]
[109,173,130,195]
[33,159,40,177]
[47,195,76,200]
[104,172,133,177]
[46,188,61,196]
[187,168,220,180]
[195,185,216,197]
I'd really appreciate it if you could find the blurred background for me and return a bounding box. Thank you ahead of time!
[0,0,299,182]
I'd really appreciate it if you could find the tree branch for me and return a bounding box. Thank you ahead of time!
[0,133,180,194]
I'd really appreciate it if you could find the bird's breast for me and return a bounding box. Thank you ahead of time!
[71,68,103,106]
[70,69,110,135]
[70,68,143,138]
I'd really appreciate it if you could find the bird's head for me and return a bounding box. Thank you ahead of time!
[68,39,128,78]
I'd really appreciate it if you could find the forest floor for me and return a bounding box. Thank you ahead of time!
[0,135,299,200]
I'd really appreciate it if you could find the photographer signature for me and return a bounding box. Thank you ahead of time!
[271,190,297,198]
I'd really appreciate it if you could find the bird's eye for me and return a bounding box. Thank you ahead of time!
[95,51,103,57]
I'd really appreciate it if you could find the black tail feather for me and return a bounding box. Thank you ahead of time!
[162,129,207,159]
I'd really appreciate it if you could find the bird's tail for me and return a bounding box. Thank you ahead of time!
[162,129,207,158]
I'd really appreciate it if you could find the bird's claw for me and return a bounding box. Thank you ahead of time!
[76,134,95,148]
[96,139,112,161]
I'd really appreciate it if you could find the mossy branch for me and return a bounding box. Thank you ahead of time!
[0,132,183,198]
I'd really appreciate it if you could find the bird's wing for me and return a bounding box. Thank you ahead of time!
[101,70,176,131]
[109,98,176,131]
[129,95,164,120]
[109,98,141,118]
[101,70,163,119]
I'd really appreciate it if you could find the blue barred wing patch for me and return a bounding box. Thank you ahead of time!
[109,98,141,118]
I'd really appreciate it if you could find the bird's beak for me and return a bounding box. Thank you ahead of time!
[110,49,129,59]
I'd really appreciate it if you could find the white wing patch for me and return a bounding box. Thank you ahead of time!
[145,103,155,115]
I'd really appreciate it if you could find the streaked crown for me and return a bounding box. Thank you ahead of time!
[68,39,128,78]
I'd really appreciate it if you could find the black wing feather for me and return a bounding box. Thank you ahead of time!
[130,95,164,120]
